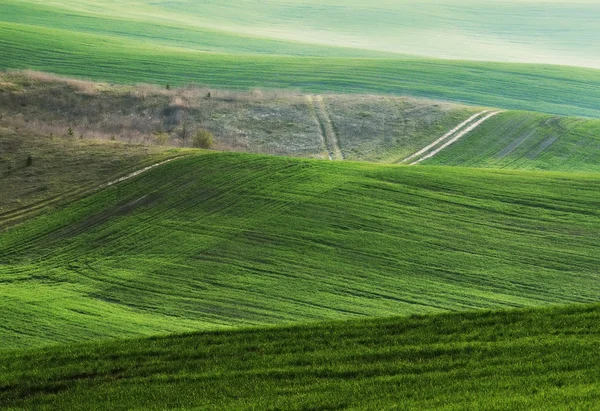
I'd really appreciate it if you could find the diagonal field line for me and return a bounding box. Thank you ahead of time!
[401,111,488,164]
[410,111,503,165]
[104,158,179,187]
[0,156,186,230]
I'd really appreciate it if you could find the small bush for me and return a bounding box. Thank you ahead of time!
[154,132,169,146]
[67,127,74,138]
[192,129,214,149]
[26,155,33,167]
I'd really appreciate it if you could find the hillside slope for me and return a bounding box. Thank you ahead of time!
[2,303,600,410]
[5,72,600,170]
[0,71,480,162]
[5,0,600,67]
[1,153,599,349]
[422,112,600,172]
[2,24,600,118]
[0,126,179,225]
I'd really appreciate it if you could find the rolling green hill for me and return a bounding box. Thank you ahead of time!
[2,3,600,118]
[422,111,600,171]
[2,303,600,410]
[4,1,600,407]
[5,0,600,67]
[1,153,599,349]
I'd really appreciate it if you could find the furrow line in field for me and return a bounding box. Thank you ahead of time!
[102,158,178,187]
[401,111,489,164]
[410,111,503,165]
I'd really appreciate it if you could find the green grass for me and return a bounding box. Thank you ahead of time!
[423,111,600,171]
[6,0,600,67]
[2,303,600,410]
[1,152,599,349]
[0,1,396,58]
[2,8,600,118]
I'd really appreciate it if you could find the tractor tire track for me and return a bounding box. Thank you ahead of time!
[401,111,489,164]
[308,95,343,161]
[306,95,330,160]
[410,111,503,165]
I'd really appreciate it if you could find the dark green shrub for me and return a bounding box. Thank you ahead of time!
[192,129,214,149]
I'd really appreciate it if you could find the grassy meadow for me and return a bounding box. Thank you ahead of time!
[1,303,600,409]
[0,122,181,226]
[1,152,600,349]
[5,72,600,170]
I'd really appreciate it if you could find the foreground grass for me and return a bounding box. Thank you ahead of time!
[1,153,599,349]
[1,303,600,409]
[423,111,600,172]
[2,23,600,118]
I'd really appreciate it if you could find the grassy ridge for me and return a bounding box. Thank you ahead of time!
[423,112,600,171]
[1,303,600,409]
[2,23,600,118]
[1,153,600,349]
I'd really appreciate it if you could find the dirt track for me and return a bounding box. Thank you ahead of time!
[307,95,343,160]
[403,111,502,165]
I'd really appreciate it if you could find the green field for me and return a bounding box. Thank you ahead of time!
[2,303,600,410]
[3,1,600,407]
[3,2,600,118]
[422,112,600,171]
[2,153,599,349]
[5,0,600,66]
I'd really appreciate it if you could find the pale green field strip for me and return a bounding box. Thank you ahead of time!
[6,0,600,67]
[423,111,600,171]
[2,22,600,118]
[1,153,599,349]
